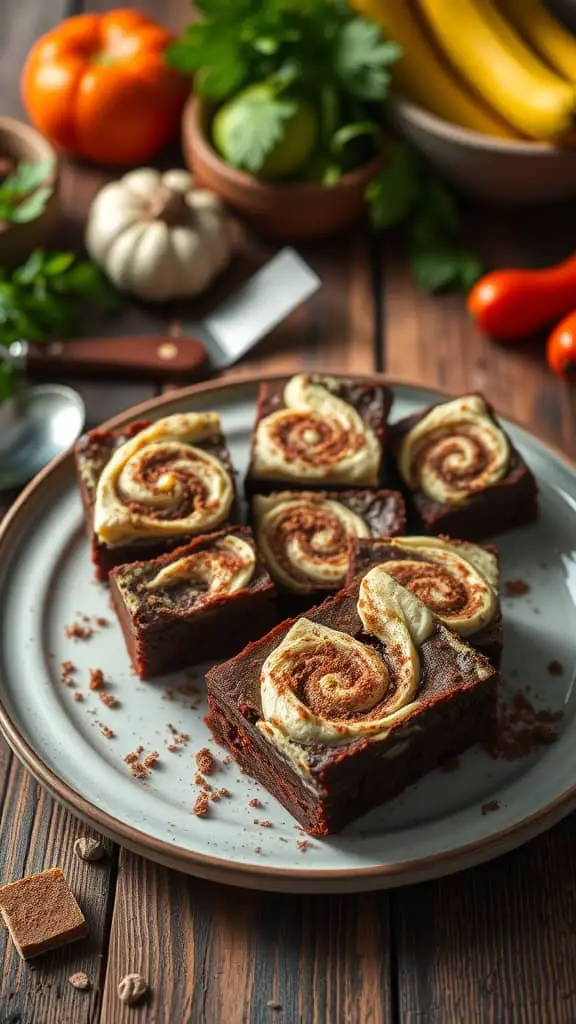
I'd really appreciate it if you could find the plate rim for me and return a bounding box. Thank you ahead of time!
[1,370,575,893]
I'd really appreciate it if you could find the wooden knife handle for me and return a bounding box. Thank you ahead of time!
[26,335,210,381]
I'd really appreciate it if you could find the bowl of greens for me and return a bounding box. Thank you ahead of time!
[172,0,399,239]
[0,117,59,266]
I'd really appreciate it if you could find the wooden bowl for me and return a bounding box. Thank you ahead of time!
[391,97,576,206]
[182,96,383,239]
[0,116,60,266]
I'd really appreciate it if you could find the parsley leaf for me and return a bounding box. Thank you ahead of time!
[335,19,402,101]
[0,160,54,225]
[365,142,419,229]
[217,91,297,173]
[0,250,119,347]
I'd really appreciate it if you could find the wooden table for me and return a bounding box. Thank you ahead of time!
[1,2,576,1022]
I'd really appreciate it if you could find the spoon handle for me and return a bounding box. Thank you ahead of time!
[26,335,210,381]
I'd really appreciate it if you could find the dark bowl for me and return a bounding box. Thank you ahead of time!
[0,116,60,266]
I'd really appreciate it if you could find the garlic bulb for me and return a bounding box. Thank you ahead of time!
[85,168,231,301]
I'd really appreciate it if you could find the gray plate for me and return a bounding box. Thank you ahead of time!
[0,378,574,893]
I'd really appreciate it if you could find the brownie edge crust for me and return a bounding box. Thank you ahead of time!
[206,577,498,836]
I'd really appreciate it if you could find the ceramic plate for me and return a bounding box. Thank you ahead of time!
[0,377,574,894]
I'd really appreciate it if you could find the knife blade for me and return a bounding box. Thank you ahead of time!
[23,248,321,381]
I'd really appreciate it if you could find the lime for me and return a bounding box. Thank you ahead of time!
[212,84,318,180]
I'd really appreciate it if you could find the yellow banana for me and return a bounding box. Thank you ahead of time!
[415,0,576,140]
[351,0,519,138]
[498,0,576,85]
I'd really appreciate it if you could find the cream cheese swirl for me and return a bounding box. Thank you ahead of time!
[258,568,433,747]
[254,492,370,592]
[145,534,255,597]
[398,395,510,504]
[94,413,234,546]
[252,374,381,486]
[382,536,498,637]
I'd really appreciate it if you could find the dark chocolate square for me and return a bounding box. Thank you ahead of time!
[347,536,503,667]
[75,416,239,580]
[109,527,276,679]
[206,574,497,835]
[253,488,405,610]
[246,374,392,496]
[390,394,538,541]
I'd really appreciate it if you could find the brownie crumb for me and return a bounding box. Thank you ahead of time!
[195,748,215,775]
[481,799,501,816]
[248,798,262,809]
[193,792,210,817]
[128,762,150,779]
[547,660,564,676]
[223,755,232,766]
[69,971,90,991]
[143,751,159,770]
[503,579,530,597]
[491,689,562,760]
[254,819,273,828]
[73,692,84,703]
[125,748,158,778]
[89,669,105,691]
[65,622,93,641]
[254,846,262,854]
[297,839,312,852]
[267,1001,282,1011]
[97,722,115,739]
[60,660,76,686]
[99,692,119,709]
[95,616,109,628]
[217,788,230,799]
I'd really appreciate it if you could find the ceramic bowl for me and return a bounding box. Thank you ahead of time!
[181,96,383,239]
[0,116,60,265]
[391,97,576,206]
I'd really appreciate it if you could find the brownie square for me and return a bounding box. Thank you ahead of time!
[253,488,405,611]
[246,373,392,496]
[206,568,498,836]
[0,867,87,960]
[75,413,239,580]
[110,526,276,679]
[390,393,538,541]
[347,535,503,667]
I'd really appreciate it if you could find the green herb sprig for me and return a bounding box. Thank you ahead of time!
[167,0,400,181]
[0,161,54,225]
[0,249,118,346]
[366,142,483,293]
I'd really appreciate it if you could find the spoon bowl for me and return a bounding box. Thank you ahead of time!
[0,384,85,492]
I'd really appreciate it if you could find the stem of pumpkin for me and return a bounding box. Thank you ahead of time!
[148,185,192,226]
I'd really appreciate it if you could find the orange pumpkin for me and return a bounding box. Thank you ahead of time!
[21,9,189,167]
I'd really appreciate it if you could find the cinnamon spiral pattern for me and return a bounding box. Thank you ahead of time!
[252,374,381,486]
[145,534,255,598]
[398,395,510,505]
[383,537,498,637]
[259,567,434,747]
[254,493,370,592]
[94,413,234,546]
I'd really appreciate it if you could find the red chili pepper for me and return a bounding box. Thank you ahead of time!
[467,252,576,340]
[547,310,576,384]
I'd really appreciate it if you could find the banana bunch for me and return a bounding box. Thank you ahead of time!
[352,0,576,143]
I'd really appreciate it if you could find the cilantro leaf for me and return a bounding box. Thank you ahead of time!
[365,142,419,230]
[9,187,53,224]
[217,92,297,173]
[335,19,401,101]
[407,214,482,293]
[0,160,54,225]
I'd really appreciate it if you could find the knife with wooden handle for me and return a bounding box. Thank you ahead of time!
[22,248,321,381]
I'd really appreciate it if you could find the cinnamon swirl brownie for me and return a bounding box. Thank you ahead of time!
[245,373,392,495]
[206,566,498,835]
[110,527,275,678]
[391,394,538,540]
[254,489,405,605]
[348,535,502,666]
[75,413,239,579]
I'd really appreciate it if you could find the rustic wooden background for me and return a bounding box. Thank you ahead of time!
[1,1,576,1022]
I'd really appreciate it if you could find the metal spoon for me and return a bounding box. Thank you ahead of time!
[0,342,85,492]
